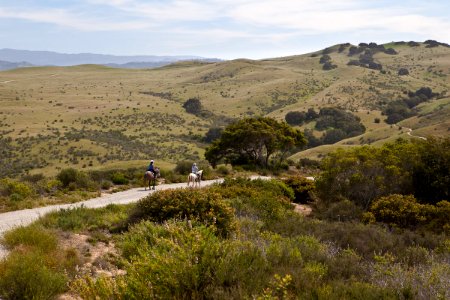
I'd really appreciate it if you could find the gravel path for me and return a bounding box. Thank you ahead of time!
[0,179,225,236]
[0,179,226,259]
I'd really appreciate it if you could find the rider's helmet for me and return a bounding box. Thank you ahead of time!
[150,160,154,163]
[193,163,196,166]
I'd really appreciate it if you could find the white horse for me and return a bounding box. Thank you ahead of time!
[187,170,203,188]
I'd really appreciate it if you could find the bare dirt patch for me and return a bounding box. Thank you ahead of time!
[292,203,312,216]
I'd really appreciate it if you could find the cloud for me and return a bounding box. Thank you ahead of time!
[227,0,450,37]
[0,6,150,31]
[83,0,450,40]
[0,0,448,57]
[88,0,221,22]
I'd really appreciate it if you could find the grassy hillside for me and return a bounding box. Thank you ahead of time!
[0,41,449,177]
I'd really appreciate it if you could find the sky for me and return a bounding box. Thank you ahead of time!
[0,0,449,59]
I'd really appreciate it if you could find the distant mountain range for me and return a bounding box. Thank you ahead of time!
[0,48,221,70]
[0,60,34,70]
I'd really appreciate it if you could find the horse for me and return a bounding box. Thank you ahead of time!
[187,170,203,188]
[144,167,160,190]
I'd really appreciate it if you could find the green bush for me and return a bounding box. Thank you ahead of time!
[159,169,184,183]
[367,194,427,229]
[220,178,294,201]
[0,178,34,200]
[427,200,450,234]
[57,168,97,190]
[0,225,82,299]
[38,204,130,232]
[76,222,270,299]
[366,195,450,233]
[57,168,79,187]
[216,165,230,175]
[128,188,237,237]
[315,199,364,222]
[0,250,67,300]
[111,172,129,185]
[282,176,316,203]
[174,160,194,175]
[2,225,57,252]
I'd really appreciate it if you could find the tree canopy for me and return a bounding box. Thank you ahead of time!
[316,137,449,209]
[205,117,306,168]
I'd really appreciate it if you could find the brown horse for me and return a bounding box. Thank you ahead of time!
[144,167,160,190]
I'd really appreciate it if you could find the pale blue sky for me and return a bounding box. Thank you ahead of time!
[0,0,449,59]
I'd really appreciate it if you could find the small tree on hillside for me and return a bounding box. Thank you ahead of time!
[205,117,306,168]
[183,97,202,115]
[285,111,306,125]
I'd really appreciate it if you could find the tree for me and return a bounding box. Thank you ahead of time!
[316,139,419,209]
[205,117,306,168]
[398,68,409,76]
[305,108,318,121]
[412,137,450,204]
[285,111,306,125]
[183,97,202,115]
[204,127,223,143]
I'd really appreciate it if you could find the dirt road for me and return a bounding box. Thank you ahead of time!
[0,179,226,237]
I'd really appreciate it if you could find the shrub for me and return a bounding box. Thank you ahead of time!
[56,168,97,190]
[159,169,184,183]
[216,165,230,175]
[368,194,428,229]
[427,201,450,234]
[21,173,45,184]
[111,172,129,185]
[398,68,409,75]
[282,176,316,203]
[174,160,194,175]
[285,111,306,125]
[315,199,364,222]
[128,188,237,237]
[220,178,294,201]
[101,180,112,190]
[77,222,271,299]
[57,168,79,187]
[0,225,83,299]
[297,158,321,169]
[0,250,67,299]
[183,97,202,115]
[204,127,223,143]
[316,140,420,209]
[0,178,34,200]
[323,62,337,70]
[38,204,130,232]
[2,225,57,252]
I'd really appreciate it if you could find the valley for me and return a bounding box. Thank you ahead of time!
[0,41,449,177]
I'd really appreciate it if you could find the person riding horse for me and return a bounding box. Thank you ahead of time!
[147,160,156,177]
[192,162,199,176]
[187,163,203,188]
[144,160,159,190]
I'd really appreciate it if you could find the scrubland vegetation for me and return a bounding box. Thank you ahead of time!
[0,40,449,299]
[0,161,216,213]
[0,41,449,177]
[0,137,448,299]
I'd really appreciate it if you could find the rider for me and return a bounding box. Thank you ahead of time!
[147,160,156,177]
[191,162,199,175]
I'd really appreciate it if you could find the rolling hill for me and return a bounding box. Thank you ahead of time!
[0,41,448,177]
[0,48,220,67]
